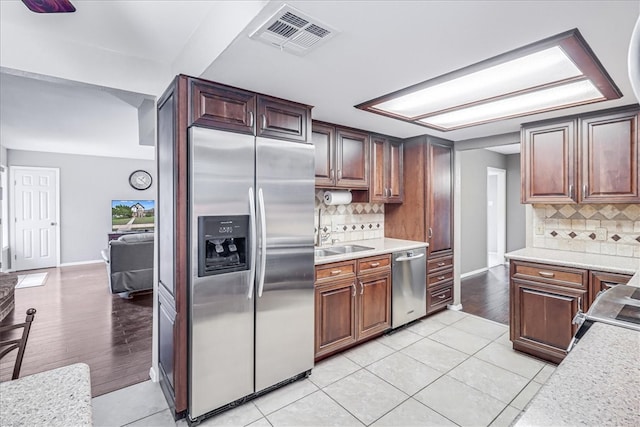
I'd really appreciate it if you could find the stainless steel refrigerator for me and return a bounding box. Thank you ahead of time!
[188,126,315,420]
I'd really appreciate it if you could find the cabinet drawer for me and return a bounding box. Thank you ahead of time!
[427,269,453,287]
[427,255,453,272]
[513,261,587,288]
[316,261,356,283]
[357,254,391,275]
[427,282,453,313]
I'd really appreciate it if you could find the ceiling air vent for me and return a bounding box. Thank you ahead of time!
[249,4,339,55]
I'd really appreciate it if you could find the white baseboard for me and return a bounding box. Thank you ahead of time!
[59,259,103,267]
[149,366,158,382]
[460,267,488,279]
[447,303,463,311]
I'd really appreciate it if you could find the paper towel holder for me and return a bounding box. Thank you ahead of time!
[323,190,352,205]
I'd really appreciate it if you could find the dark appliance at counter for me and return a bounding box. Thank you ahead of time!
[569,284,640,351]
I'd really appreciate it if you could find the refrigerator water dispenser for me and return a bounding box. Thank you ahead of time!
[198,215,249,276]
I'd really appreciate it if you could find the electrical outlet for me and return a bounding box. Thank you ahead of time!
[535,223,544,235]
[331,219,341,232]
[595,227,607,241]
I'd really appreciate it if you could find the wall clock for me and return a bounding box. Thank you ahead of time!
[129,170,152,190]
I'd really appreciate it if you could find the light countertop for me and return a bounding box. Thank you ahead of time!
[505,247,640,275]
[515,322,640,426]
[314,237,428,265]
[0,362,93,426]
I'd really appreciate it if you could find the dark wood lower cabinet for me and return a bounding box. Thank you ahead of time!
[357,272,391,340]
[511,278,585,364]
[509,259,588,364]
[314,257,391,360]
[315,279,357,358]
[427,282,453,314]
[588,271,632,310]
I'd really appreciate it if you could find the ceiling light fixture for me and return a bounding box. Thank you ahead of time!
[356,29,621,131]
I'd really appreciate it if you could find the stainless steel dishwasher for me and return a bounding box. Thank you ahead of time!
[391,247,427,328]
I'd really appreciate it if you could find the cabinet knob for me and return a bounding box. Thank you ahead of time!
[428,228,433,239]
[247,111,254,128]
[359,280,364,295]
[351,282,356,297]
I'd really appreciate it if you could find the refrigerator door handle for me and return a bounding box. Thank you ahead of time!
[247,187,257,299]
[257,188,267,298]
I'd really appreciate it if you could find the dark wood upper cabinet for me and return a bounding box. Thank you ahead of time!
[521,120,576,203]
[312,122,336,187]
[370,135,404,203]
[384,136,454,259]
[427,141,453,256]
[521,105,639,204]
[336,127,369,189]
[580,109,639,203]
[257,96,309,143]
[190,79,256,134]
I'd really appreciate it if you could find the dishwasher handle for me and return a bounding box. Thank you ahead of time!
[395,253,425,262]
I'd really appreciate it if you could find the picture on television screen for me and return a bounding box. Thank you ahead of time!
[112,200,155,232]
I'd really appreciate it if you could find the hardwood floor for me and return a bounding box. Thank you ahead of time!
[461,264,510,325]
[0,263,152,397]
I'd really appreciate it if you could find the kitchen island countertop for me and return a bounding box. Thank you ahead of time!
[314,237,427,265]
[515,322,640,426]
[505,247,640,275]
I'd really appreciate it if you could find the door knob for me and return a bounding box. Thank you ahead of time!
[50,222,57,226]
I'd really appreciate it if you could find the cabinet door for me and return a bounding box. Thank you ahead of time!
[427,142,453,256]
[511,278,585,363]
[356,272,391,340]
[580,110,639,203]
[190,79,256,134]
[257,96,309,143]
[369,136,387,202]
[312,122,336,187]
[387,140,404,203]
[522,120,576,203]
[588,271,632,310]
[336,127,369,188]
[315,279,357,359]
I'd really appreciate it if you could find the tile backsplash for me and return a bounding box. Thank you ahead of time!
[314,190,384,244]
[532,204,640,258]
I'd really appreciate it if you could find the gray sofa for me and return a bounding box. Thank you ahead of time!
[101,233,154,297]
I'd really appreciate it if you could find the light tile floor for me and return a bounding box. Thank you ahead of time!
[92,310,555,427]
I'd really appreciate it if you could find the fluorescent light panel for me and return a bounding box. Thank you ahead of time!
[421,80,603,128]
[357,29,621,131]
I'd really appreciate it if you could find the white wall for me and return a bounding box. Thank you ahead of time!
[8,149,155,266]
[506,153,526,252]
[460,150,507,274]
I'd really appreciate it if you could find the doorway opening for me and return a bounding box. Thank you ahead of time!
[487,167,506,268]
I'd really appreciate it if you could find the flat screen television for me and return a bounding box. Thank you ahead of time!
[111,200,155,232]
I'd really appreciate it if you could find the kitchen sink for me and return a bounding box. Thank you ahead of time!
[314,248,341,257]
[327,244,374,254]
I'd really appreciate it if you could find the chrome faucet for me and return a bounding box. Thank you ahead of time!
[315,208,331,246]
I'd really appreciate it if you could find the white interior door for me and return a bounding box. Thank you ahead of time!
[487,167,506,268]
[11,167,59,271]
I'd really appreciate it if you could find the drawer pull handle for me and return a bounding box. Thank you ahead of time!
[330,270,342,275]
[370,262,380,267]
[538,271,555,278]
[360,280,364,295]
[438,294,446,299]
[437,262,446,267]
[437,275,446,280]
[351,282,356,297]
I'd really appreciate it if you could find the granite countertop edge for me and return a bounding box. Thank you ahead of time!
[0,362,93,427]
[515,322,640,426]
[505,247,640,275]
[314,237,428,265]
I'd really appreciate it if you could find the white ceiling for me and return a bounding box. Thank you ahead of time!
[485,144,521,155]
[0,0,639,158]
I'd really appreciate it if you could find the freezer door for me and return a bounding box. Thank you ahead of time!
[255,137,315,391]
[189,127,255,418]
